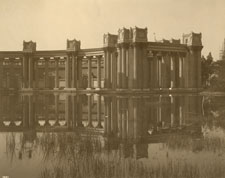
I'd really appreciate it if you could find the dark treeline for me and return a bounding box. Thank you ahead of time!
[201,52,225,91]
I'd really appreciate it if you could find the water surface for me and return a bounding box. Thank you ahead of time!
[0,93,225,178]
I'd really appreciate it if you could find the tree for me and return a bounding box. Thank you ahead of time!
[201,52,213,88]
[209,59,225,91]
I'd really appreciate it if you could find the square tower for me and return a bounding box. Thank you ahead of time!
[183,32,202,47]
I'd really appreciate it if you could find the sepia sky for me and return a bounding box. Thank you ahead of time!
[0,0,225,59]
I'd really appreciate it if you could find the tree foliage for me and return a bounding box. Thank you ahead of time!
[209,59,225,91]
[201,52,213,88]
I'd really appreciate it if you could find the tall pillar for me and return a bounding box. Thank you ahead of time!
[54,58,59,89]
[143,46,149,89]
[111,52,117,89]
[133,44,138,89]
[138,46,143,89]
[96,56,102,90]
[153,53,159,88]
[22,56,28,88]
[117,47,122,89]
[34,58,39,88]
[9,58,14,89]
[87,56,92,90]
[121,47,126,89]
[65,55,71,88]
[22,41,36,89]
[149,58,153,89]
[44,58,49,89]
[178,54,184,88]
[158,57,162,88]
[170,54,175,89]
[104,51,108,89]
[125,48,129,89]
[28,56,34,88]
[77,57,82,89]
[161,56,166,88]
[107,51,112,88]
[0,58,3,88]
[71,55,78,89]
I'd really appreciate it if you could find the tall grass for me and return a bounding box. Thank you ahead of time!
[165,134,225,152]
[37,133,225,178]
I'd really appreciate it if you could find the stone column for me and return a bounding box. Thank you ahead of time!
[96,94,102,128]
[9,58,14,89]
[65,55,71,88]
[143,46,149,90]
[71,55,77,89]
[121,47,126,89]
[107,51,112,89]
[87,94,93,127]
[125,48,129,89]
[179,54,184,88]
[170,54,175,89]
[111,52,117,89]
[133,44,138,89]
[117,47,122,89]
[34,58,39,88]
[22,56,28,88]
[158,57,162,88]
[28,56,34,88]
[77,57,82,89]
[153,54,159,88]
[54,58,59,89]
[87,56,92,90]
[0,58,3,88]
[96,56,102,90]
[65,54,71,88]
[104,51,108,89]
[149,58,153,89]
[44,58,49,89]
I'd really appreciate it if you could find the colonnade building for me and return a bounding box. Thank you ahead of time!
[0,26,203,92]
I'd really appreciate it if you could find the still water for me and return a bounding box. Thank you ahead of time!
[0,93,225,178]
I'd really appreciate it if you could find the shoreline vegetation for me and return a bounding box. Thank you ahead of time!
[38,133,225,178]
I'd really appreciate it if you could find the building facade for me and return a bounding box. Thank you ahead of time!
[0,26,203,92]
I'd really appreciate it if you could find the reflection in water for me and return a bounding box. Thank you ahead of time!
[0,94,225,177]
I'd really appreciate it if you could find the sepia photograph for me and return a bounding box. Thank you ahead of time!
[0,0,225,177]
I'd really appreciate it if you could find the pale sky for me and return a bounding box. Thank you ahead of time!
[0,0,225,60]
